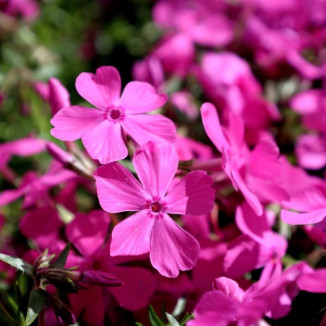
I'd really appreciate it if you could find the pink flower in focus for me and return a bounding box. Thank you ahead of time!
[51,66,176,164]
[94,141,215,278]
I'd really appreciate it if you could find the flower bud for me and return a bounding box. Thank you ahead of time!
[81,270,123,287]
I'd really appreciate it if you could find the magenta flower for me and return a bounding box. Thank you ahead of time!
[94,141,215,278]
[50,66,176,164]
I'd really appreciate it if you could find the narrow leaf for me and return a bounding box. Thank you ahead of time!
[0,254,33,276]
[51,243,71,269]
[180,313,194,326]
[148,305,164,326]
[166,312,180,326]
[26,288,47,326]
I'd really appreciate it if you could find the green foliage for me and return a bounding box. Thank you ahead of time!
[51,243,71,269]
[148,305,165,326]
[0,254,33,276]
[25,288,47,325]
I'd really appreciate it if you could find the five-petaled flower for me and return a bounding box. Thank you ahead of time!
[94,141,216,278]
[50,66,176,164]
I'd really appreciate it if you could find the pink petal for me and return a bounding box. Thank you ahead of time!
[65,210,110,257]
[119,81,167,113]
[81,120,128,164]
[150,213,200,278]
[164,171,215,215]
[224,235,270,278]
[121,113,176,145]
[296,134,326,170]
[109,265,156,311]
[50,106,104,141]
[200,102,229,153]
[287,50,321,80]
[111,210,154,256]
[75,66,121,109]
[290,90,321,114]
[232,169,263,216]
[133,141,178,198]
[248,139,281,179]
[188,291,238,326]
[19,207,62,252]
[48,77,70,115]
[297,269,326,293]
[236,203,271,244]
[0,186,28,207]
[283,185,326,211]
[94,163,150,213]
[0,137,47,169]
[213,277,245,302]
[281,208,326,225]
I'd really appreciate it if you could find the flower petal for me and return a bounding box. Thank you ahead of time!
[298,269,326,293]
[201,102,230,153]
[75,66,121,109]
[81,121,127,164]
[109,265,156,311]
[165,171,215,215]
[48,77,70,115]
[150,213,200,278]
[65,210,110,257]
[111,210,154,256]
[121,113,176,145]
[188,291,238,326]
[119,81,167,113]
[94,163,150,213]
[281,208,326,225]
[132,141,178,198]
[50,106,104,141]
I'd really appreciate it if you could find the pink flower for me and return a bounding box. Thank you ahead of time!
[65,210,156,313]
[94,141,215,278]
[200,102,288,216]
[50,66,176,164]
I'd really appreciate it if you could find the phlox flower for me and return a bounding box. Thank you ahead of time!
[94,141,215,278]
[189,260,313,326]
[200,102,288,216]
[51,66,176,164]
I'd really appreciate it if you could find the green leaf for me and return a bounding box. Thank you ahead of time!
[166,313,180,326]
[179,313,194,326]
[51,243,71,269]
[135,323,143,326]
[0,254,33,276]
[26,288,47,326]
[148,305,164,326]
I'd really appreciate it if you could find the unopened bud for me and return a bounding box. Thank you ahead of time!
[81,270,123,287]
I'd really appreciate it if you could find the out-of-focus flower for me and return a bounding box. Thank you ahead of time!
[201,102,288,216]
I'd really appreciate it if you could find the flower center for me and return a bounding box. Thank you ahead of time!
[106,106,124,122]
[110,109,121,120]
[150,201,162,213]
